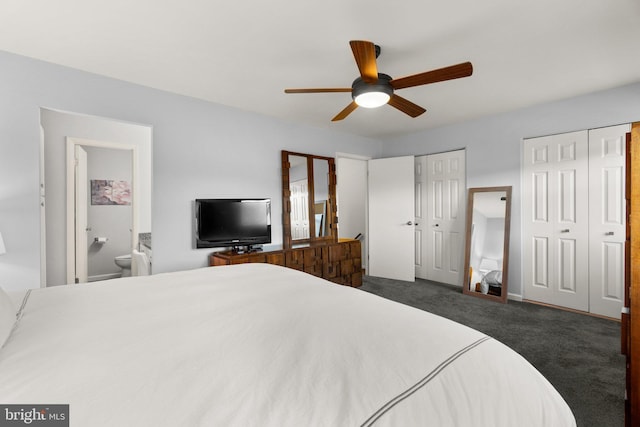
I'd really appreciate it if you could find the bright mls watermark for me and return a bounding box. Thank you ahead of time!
[0,405,69,426]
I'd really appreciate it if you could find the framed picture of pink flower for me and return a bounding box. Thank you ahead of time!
[91,180,131,205]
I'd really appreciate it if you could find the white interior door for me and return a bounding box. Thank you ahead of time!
[368,156,415,281]
[423,150,466,285]
[588,124,629,318]
[74,145,88,284]
[523,131,589,311]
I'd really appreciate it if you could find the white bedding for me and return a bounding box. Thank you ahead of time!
[0,264,575,426]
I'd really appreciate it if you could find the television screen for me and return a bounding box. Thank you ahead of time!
[195,199,271,249]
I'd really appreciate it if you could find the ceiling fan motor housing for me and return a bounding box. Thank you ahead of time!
[351,73,393,106]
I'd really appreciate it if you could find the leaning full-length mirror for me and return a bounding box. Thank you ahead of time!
[462,186,512,303]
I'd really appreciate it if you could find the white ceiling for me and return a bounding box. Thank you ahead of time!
[2,0,639,140]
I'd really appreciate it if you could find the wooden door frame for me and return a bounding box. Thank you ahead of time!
[626,122,640,425]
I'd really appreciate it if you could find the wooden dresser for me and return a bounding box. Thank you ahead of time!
[209,239,362,287]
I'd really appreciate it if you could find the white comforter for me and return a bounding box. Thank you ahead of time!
[0,264,575,426]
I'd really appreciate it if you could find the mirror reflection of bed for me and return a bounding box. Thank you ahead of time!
[471,259,502,296]
[463,187,512,303]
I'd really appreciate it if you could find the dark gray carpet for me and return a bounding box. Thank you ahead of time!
[359,275,625,427]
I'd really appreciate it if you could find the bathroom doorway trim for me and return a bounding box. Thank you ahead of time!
[65,137,138,284]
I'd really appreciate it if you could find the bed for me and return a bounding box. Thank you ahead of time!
[0,263,575,426]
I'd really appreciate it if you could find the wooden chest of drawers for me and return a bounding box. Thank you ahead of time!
[210,239,362,287]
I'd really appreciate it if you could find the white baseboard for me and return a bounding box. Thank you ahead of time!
[508,293,523,302]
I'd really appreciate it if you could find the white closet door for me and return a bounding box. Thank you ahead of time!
[588,124,630,319]
[523,131,589,311]
[424,150,466,285]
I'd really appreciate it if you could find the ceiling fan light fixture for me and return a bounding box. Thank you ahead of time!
[354,91,391,108]
[352,74,393,109]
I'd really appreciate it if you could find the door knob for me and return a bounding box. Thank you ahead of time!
[406,221,413,226]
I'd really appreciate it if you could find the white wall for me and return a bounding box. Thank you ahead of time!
[336,156,369,269]
[469,211,488,270]
[380,81,640,297]
[0,50,382,291]
[482,218,505,265]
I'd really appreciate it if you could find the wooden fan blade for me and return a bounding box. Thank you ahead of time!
[349,40,378,83]
[390,62,473,90]
[332,101,358,121]
[387,94,426,118]
[285,88,352,94]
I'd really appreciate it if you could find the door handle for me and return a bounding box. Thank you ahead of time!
[605,231,615,236]
[406,221,413,226]
[560,229,570,233]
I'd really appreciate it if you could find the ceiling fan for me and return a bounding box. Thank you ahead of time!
[284,40,473,121]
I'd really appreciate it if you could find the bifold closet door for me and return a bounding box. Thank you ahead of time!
[414,150,466,285]
[588,124,629,319]
[290,180,310,240]
[523,131,589,311]
[424,150,465,285]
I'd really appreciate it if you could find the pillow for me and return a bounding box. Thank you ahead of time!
[0,285,17,348]
[482,270,503,287]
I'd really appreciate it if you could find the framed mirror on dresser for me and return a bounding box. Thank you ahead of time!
[462,186,512,303]
[281,151,337,249]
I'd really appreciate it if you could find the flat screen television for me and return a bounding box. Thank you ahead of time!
[195,198,271,250]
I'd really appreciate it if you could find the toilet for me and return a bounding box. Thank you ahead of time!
[114,254,132,277]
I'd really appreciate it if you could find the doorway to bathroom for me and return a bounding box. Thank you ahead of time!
[68,139,135,283]
[40,108,152,287]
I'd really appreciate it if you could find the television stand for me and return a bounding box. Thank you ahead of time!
[232,245,263,254]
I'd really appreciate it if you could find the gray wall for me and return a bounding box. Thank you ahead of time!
[381,82,640,297]
[0,50,382,292]
[3,47,639,297]
[86,146,133,279]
